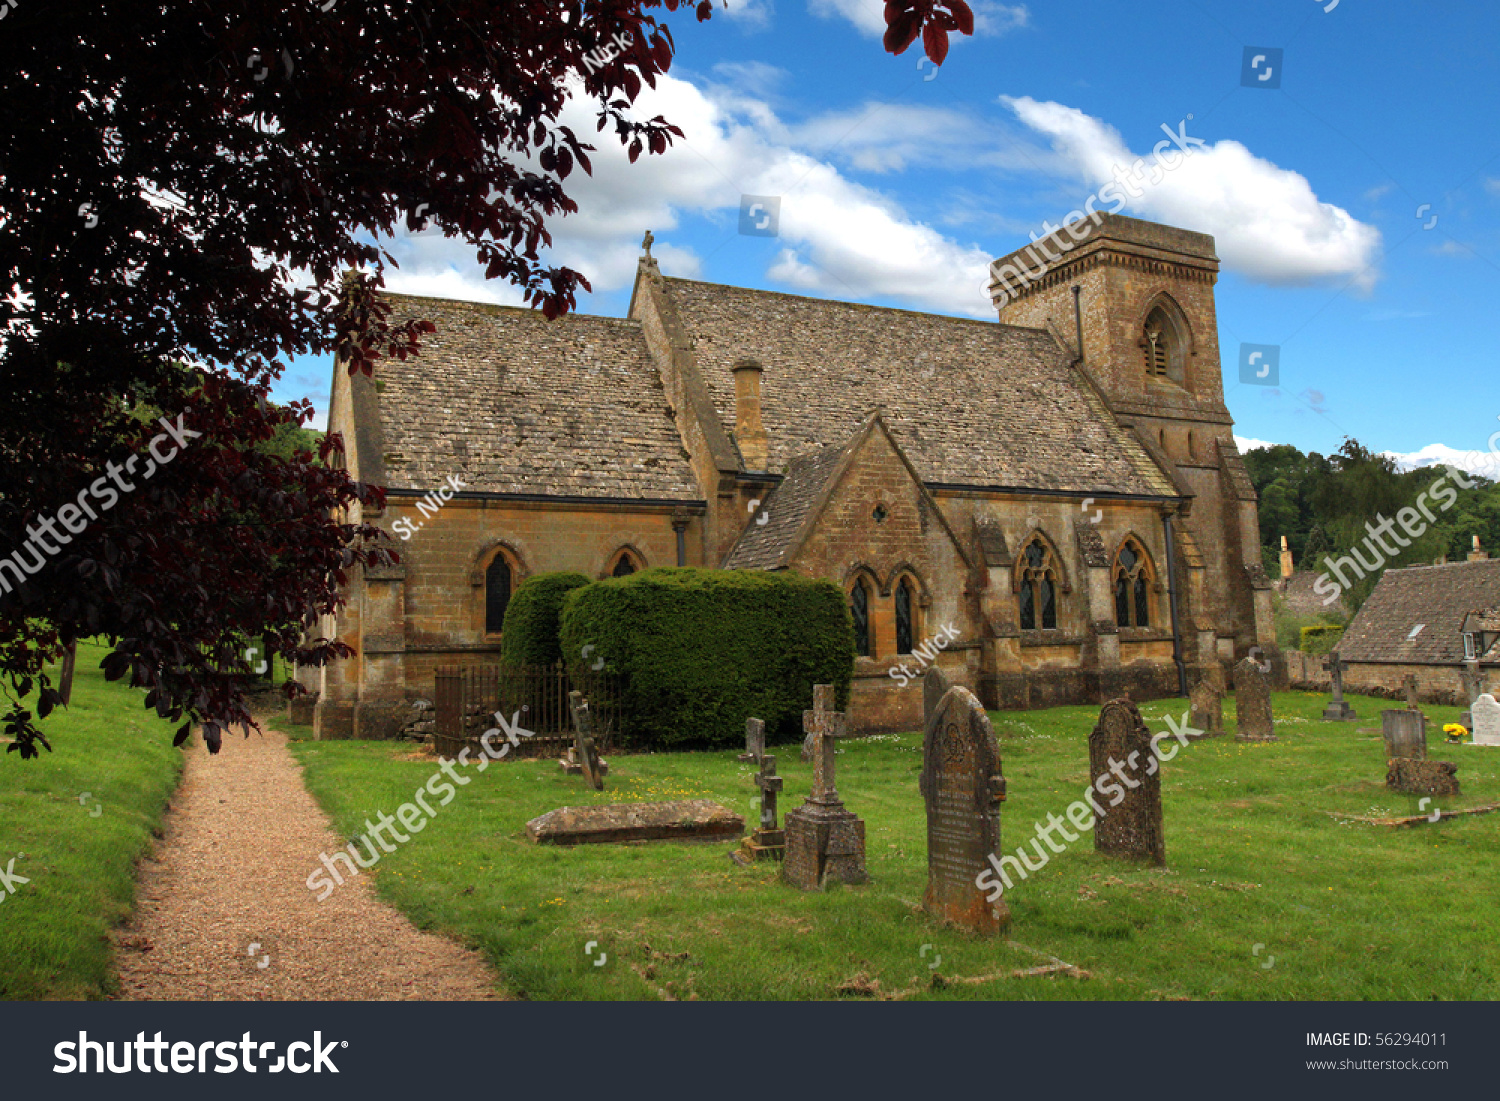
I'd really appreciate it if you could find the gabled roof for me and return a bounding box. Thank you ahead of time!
[370,294,701,501]
[661,278,1177,498]
[1338,558,1500,666]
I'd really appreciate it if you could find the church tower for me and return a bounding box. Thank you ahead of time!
[988,213,1276,671]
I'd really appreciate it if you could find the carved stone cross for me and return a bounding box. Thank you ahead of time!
[739,716,765,764]
[1321,651,1356,721]
[754,754,782,831]
[802,684,850,806]
[641,229,654,257]
[567,689,605,791]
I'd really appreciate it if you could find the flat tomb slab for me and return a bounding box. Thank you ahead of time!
[527,800,745,845]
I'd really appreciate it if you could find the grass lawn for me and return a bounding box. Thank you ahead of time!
[289,690,1500,1001]
[0,641,185,999]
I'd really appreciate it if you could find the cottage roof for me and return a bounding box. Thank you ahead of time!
[1338,558,1500,666]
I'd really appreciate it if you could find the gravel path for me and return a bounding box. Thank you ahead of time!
[115,724,500,1000]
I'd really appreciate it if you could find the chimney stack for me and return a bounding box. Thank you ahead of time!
[732,358,769,471]
[1279,535,1294,580]
[1470,535,1488,562]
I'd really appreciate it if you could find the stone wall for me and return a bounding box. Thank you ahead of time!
[1283,650,1486,706]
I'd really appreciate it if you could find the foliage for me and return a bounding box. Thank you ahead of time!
[499,572,594,668]
[1273,593,1347,653]
[1298,624,1345,655]
[558,568,854,749]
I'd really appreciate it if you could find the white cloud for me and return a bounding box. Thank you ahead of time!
[1484,178,1500,198]
[718,0,774,30]
[1002,96,1384,291]
[1383,442,1500,481]
[809,0,1029,39]
[1235,435,1278,453]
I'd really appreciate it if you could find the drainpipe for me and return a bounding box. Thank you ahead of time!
[672,514,689,567]
[1162,511,1188,697]
[1072,285,1085,367]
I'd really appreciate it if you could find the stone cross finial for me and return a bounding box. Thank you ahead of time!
[754,754,782,830]
[802,684,850,806]
[642,229,654,258]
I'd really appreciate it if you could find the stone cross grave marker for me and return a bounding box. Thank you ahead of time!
[920,685,1010,935]
[783,685,867,889]
[1089,698,1166,865]
[1381,708,1427,761]
[1402,674,1419,711]
[923,665,952,730]
[738,716,765,764]
[735,754,786,863]
[1322,652,1357,721]
[1472,694,1500,747]
[565,690,608,791]
[1188,680,1223,737]
[1233,657,1277,742]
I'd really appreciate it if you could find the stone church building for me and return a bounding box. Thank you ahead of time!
[311,214,1277,738]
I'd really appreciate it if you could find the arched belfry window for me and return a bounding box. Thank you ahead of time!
[1017,536,1060,630]
[850,577,872,658]
[612,556,636,577]
[605,547,642,578]
[1141,304,1186,385]
[486,556,514,634]
[895,576,916,655]
[1114,538,1154,628]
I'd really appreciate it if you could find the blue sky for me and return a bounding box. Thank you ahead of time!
[280,0,1500,476]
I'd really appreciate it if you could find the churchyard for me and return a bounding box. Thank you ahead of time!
[286,686,1500,1001]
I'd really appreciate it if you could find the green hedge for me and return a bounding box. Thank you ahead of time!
[499,571,593,667]
[559,567,855,750]
[1300,624,1346,654]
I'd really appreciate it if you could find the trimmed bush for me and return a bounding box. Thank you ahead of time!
[499,571,593,667]
[559,567,855,750]
[1300,624,1345,654]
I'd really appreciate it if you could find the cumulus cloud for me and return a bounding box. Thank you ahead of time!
[809,0,1028,39]
[1383,442,1500,481]
[1001,96,1383,290]
[1234,435,1278,453]
[717,0,774,32]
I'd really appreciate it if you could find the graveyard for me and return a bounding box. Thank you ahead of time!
[285,685,1500,1001]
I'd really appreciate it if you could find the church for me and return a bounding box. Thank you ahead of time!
[309,213,1278,739]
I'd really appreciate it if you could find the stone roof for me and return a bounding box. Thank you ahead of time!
[1276,570,1345,617]
[372,294,701,501]
[722,442,845,570]
[662,278,1177,497]
[1338,558,1500,666]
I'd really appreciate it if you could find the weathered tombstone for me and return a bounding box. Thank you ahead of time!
[563,690,608,790]
[1381,708,1427,760]
[1460,664,1483,730]
[920,686,1010,934]
[734,754,786,862]
[1386,758,1460,796]
[1233,657,1277,742]
[528,800,743,844]
[1402,674,1419,711]
[1321,652,1357,721]
[1471,694,1500,747]
[923,665,952,730]
[738,716,765,764]
[1188,680,1224,737]
[783,685,867,890]
[58,642,78,706]
[1089,699,1165,865]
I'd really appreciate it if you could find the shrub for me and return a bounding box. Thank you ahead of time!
[499,571,593,668]
[1300,624,1345,655]
[559,567,855,750]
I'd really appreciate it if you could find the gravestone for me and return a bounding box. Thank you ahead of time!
[1321,652,1357,721]
[563,690,608,790]
[920,686,1010,934]
[734,754,786,863]
[923,665,952,729]
[1460,664,1483,729]
[1381,708,1427,760]
[783,685,867,890]
[1088,698,1166,865]
[1188,680,1224,737]
[1402,674,1419,711]
[738,717,765,764]
[1385,758,1460,797]
[1471,694,1500,747]
[1233,657,1277,742]
[527,800,743,844]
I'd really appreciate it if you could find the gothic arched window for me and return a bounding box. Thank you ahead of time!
[895,576,916,654]
[850,577,872,658]
[605,547,642,578]
[1113,538,1154,628]
[1017,536,1060,630]
[486,555,514,634]
[1141,304,1186,385]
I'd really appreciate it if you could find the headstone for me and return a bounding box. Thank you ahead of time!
[923,665,952,729]
[1471,694,1500,747]
[738,717,765,764]
[1460,664,1483,729]
[1188,680,1224,737]
[1385,758,1460,797]
[1381,708,1427,760]
[734,754,786,863]
[527,800,744,844]
[563,690,608,790]
[1088,698,1166,865]
[920,686,1010,934]
[1321,652,1357,721]
[1402,674,1419,711]
[783,685,867,890]
[1233,657,1277,742]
